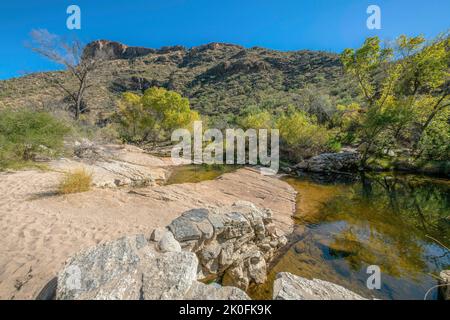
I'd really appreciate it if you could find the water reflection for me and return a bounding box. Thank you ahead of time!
[165,164,239,185]
[250,173,450,300]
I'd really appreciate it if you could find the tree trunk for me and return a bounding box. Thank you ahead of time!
[74,76,87,120]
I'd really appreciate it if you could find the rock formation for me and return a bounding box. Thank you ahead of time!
[55,201,287,300]
[51,141,169,188]
[167,201,288,291]
[273,272,366,300]
[82,40,157,60]
[56,233,249,300]
[294,151,361,173]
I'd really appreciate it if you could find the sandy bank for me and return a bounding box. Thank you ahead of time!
[0,147,296,299]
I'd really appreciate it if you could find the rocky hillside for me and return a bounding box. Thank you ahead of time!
[0,40,356,121]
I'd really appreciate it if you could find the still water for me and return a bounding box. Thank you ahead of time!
[165,164,239,185]
[167,166,450,300]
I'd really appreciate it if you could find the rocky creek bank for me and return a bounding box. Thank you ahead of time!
[54,202,369,300]
[285,149,449,178]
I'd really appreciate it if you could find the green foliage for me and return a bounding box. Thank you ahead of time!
[396,35,449,95]
[276,111,334,159]
[238,109,273,130]
[331,103,362,144]
[341,37,394,104]
[115,87,200,143]
[340,33,450,165]
[0,108,70,169]
[236,108,337,161]
[417,108,450,161]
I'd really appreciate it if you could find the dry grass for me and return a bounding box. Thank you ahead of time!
[58,169,92,194]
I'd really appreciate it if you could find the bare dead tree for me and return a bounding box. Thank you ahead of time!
[28,29,106,120]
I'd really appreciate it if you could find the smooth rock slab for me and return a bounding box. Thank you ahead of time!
[273,272,366,300]
[56,235,145,300]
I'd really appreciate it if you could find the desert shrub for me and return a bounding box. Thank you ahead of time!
[72,122,120,145]
[276,111,333,160]
[0,108,70,169]
[58,169,92,194]
[238,109,273,130]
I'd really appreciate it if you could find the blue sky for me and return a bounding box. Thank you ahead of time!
[0,0,449,79]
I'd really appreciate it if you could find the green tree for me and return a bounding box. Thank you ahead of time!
[341,34,450,165]
[395,35,450,155]
[115,87,200,143]
[341,37,399,165]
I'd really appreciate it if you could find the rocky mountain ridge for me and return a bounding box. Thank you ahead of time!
[0,40,356,120]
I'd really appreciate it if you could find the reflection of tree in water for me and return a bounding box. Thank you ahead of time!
[360,174,449,241]
[321,174,450,279]
[251,174,449,300]
[329,227,426,279]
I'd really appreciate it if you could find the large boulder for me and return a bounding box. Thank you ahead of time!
[55,202,282,300]
[168,201,288,291]
[294,151,361,173]
[55,233,249,300]
[273,272,367,300]
[56,234,147,300]
[55,227,251,300]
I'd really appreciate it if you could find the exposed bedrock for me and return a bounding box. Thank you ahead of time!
[55,201,287,300]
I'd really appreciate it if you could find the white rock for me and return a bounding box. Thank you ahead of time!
[185,281,250,300]
[273,272,367,300]
[158,231,182,252]
[150,227,166,242]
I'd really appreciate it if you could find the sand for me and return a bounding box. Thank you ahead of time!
[0,149,296,299]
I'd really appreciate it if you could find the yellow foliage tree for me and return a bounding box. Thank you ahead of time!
[116,87,200,143]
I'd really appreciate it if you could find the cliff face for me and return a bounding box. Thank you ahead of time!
[82,40,157,60]
[0,40,356,118]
